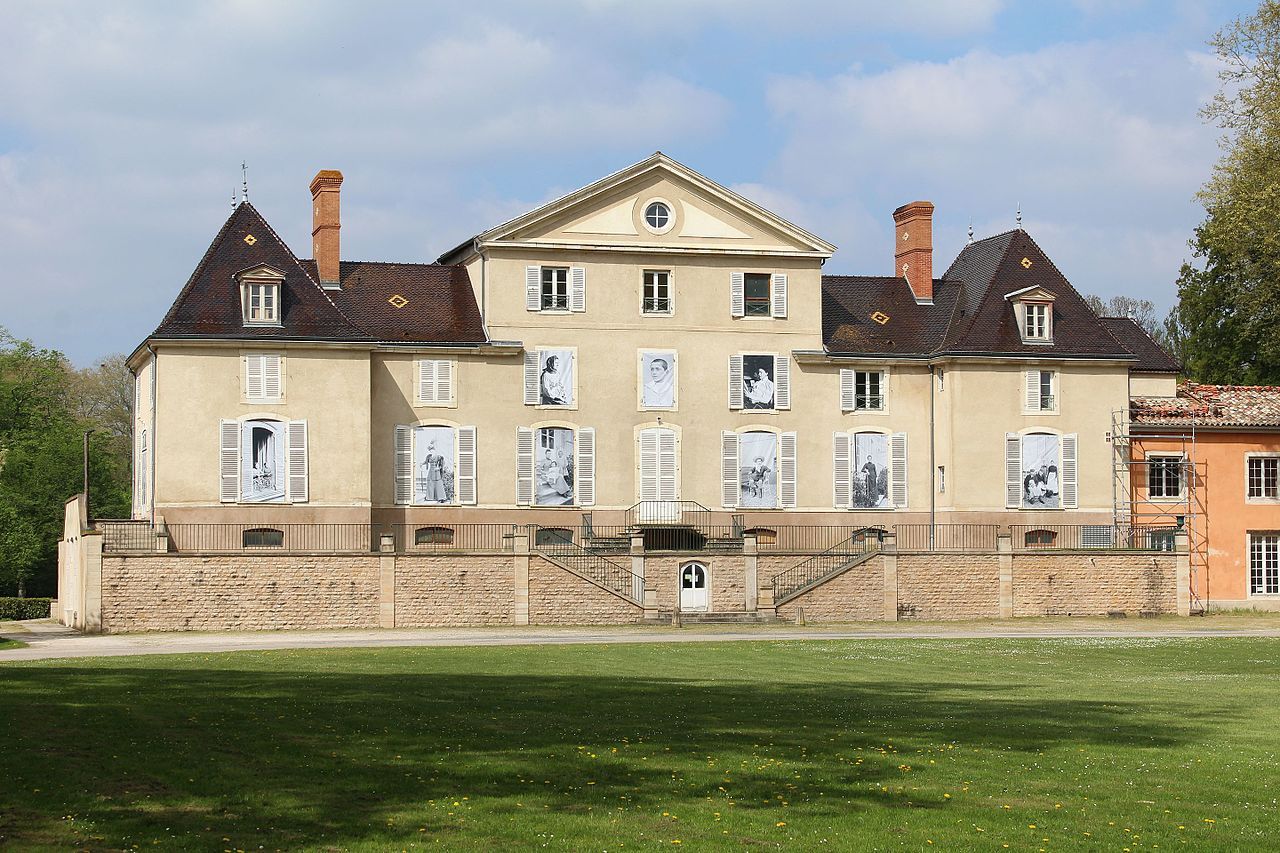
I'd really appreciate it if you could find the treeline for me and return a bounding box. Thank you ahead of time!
[0,329,132,597]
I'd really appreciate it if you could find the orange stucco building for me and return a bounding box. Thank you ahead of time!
[1130,384,1280,611]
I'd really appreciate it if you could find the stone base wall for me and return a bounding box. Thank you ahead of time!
[528,557,642,625]
[896,554,1002,620]
[394,555,514,627]
[776,556,884,623]
[101,555,381,633]
[1012,552,1177,616]
[645,556,747,612]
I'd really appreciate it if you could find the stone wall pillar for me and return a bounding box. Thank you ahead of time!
[881,531,898,621]
[379,533,396,629]
[1175,529,1191,616]
[632,533,660,621]
[997,533,1014,619]
[744,533,758,612]
[513,527,531,625]
[82,531,103,633]
[154,515,170,553]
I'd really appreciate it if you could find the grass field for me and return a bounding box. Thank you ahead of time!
[2,638,1278,850]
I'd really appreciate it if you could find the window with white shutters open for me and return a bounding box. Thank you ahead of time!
[1061,433,1078,509]
[775,357,791,410]
[1005,433,1022,509]
[523,351,539,405]
[287,420,308,503]
[1024,369,1056,413]
[833,432,851,508]
[456,425,477,505]
[779,431,797,508]
[220,420,240,503]
[728,355,744,409]
[639,429,659,501]
[525,266,540,312]
[417,359,455,406]
[395,425,413,505]
[721,431,740,508]
[576,427,596,506]
[638,427,679,502]
[516,427,535,506]
[570,267,586,313]
[840,369,856,412]
[245,354,282,401]
[730,272,745,318]
[890,432,908,508]
[771,274,788,318]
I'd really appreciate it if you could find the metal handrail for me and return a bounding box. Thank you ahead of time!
[534,528,644,603]
[770,528,882,602]
[625,500,716,528]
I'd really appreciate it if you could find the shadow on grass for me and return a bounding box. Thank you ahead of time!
[0,657,1219,847]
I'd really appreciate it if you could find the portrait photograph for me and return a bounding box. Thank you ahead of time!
[738,430,777,508]
[1021,433,1061,509]
[852,433,890,508]
[640,351,677,409]
[413,426,455,505]
[742,354,775,410]
[241,419,285,503]
[538,349,575,406]
[536,426,575,506]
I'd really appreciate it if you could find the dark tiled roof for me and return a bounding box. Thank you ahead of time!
[152,203,485,345]
[297,260,487,344]
[153,203,370,341]
[823,276,957,356]
[1100,317,1180,373]
[1132,383,1280,428]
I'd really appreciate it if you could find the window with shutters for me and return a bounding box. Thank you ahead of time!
[525,347,577,408]
[541,267,568,310]
[731,353,789,411]
[219,417,308,505]
[1249,532,1280,595]
[744,273,771,316]
[730,271,787,318]
[1247,456,1280,501]
[244,353,283,402]
[724,428,796,509]
[834,430,907,510]
[415,359,456,407]
[637,426,679,503]
[1024,302,1050,340]
[642,270,672,314]
[1023,369,1057,413]
[855,371,885,411]
[516,424,594,507]
[525,265,586,313]
[1147,454,1184,500]
[394,424,477,506]
[1008,431,1076,510]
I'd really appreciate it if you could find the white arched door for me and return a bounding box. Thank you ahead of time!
[679,562,708,612]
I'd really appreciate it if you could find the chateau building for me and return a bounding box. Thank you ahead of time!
[129,153,1178,539]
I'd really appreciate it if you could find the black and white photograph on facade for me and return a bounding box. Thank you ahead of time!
[536,426,575,506]
[539,349,574,406]
[413,426,455,504]
[852,433,890,508]
[742,354,775,409]
[1022,433,1061,508]
[241,419,285,503]
[738,430,777,508]
[641,351,676,408]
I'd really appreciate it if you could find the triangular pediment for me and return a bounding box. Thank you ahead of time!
[472,153,835,257]
[1004,285,1057,302]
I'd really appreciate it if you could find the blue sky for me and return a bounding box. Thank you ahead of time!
[0,0,1256,364]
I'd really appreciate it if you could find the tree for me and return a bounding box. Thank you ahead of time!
[1171,2,1280,383]
[0,505,41,598]
[1084,294,1168,344]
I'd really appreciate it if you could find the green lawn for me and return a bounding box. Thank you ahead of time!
[0,637,24,650]
[2,639,1277,850]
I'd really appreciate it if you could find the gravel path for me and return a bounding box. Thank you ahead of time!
[4,616,1280,662]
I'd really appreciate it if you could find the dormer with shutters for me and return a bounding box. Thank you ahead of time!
[237,264,286,327]
[1006,285,1056,345]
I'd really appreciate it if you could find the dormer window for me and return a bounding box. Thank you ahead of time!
[1025,302,1050,340]
[236,265,286,327]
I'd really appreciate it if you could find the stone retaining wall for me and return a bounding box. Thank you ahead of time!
[394,555,514,627]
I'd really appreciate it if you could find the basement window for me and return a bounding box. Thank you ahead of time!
[243,527,284,548]
[414,526,455,546]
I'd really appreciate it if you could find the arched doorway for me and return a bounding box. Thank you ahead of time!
[680,561,708,612]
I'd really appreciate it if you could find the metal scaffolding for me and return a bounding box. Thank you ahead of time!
[1111,408,1209,613]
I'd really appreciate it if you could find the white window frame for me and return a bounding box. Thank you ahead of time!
[642,197,676,235]
[1249,532,1280,596]
[855,369,886,412]
[541,266,569,311]
[1146,453,1185,502]
[642,269,674,316]
[1246,454,1280,502]
[730,352,789,412]
[516,422,595,508]
[240,279,282,326]
[243,352,284,403]
[525,346,579,410]
[833,428,908,510]
[1022,301,1052,342]
[415,358,457,408]
[722,425,797,509]
[220,415,308,505]
[1023,368,1058,414]
[394,421,477,506]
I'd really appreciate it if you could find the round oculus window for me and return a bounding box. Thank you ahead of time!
[644,201,671,231]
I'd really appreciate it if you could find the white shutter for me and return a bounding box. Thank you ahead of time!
[220,419,240,503]
[730,272,745,318]
[576,427,596,506]
[772,273,788,318]
[840,369,855,412]
[457,425,477,505]
[833,431,851,508]
[638,429,659,501]
[570,266,586,312]
[395,425,413,505]
[516,427,534,506]
[774,355,791,410]
[780,431,797,508]
[287,420,308,503]
[1025,370,1040,412]
[1005,432,1022,509]
[658,428,678,501]
[417,359,437,405]
[246,355,264,399]
[523,351,539,405]
[721,431,740,508]
[436,360,454,405]
[728,354,744,410]
[526,266,540,311]
[1061,433,1079,509]
[890,432,908,509]
[263,354,281,400]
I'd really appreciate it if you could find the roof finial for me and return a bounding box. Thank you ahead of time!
[1015,203,1022,230]
[232,187,238,211]
[967,221,974,245]
[241,161,249,202]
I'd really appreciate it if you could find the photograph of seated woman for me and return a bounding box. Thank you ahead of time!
[1021,433,1061,508]
[742,355,775,409]
[539,351,574,406]
[536,427,575,506]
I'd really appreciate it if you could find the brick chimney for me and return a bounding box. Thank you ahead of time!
[310,169,343,287]
[892,200,935,303]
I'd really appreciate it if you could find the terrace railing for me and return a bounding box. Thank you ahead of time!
[1011,524,1180,551]
[893,524,1001,552]
[770,529,883,604]
[97,520,161,552]
[532,528,644,603]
